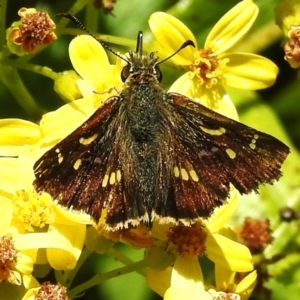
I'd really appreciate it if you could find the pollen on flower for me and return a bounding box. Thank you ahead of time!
[11,190,55,232]
[238,218,273,255]
[98,224,154,248]
[189,49,228,89]
[167,223,207,256]
[284,25,300,68]
[0,235,18,283]
[35,282,70,300]
[208,289,240,300]
[8,7,57,54]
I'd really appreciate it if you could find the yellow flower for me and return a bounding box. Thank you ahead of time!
[0,135,90,273]
[150,188,253,272]
[213,226,257,300]
[147,190,254,298]
[39,34,123,150]
[149,0,278,119]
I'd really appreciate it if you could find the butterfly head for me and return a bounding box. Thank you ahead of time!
[121,32,162,82]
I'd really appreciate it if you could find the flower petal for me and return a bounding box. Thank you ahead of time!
[46,223,85,270]
[169,74,238,120]
[149,12,196,65]
[39,97,97,145]
[69,35,110,92]
[223,53,279,89]
[235,270,257,300]
[0,119,41,157]
[205,187,239,233]
[146,267,172,297]
[205,0,258,53]
[0,197,13,233]
[171,255,204,287]
[206,234,253,272]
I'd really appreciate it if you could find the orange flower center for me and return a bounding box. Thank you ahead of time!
[0,235,18,282]
[167,223,207,256]
[189,48,227,88]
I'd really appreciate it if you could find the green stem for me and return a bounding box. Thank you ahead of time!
[0,0,8,49]
[56,0,90,30]
[5,58,59,80]
[85,2,99,33]
[68,259,148,298]
[58,28,136,48]
[107,247,147,277]
[0,65,45,118]
[65,247,92,288]
[5,58,58,80]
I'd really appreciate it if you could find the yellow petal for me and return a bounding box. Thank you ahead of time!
[39,97,96,145]
[146,267,172,297]
[46,223,85,270]
[69,35,110,92]
[0,119,41,157]
[206,234,253,272]
[205,188,239,233]
[223,53,279,89]
[149,12,196,65]
[164,286,212,300]
[169,74,238,119]
[0,197,13,233]
[171,255,204,287]
[0,158,20,194]
[235,270,257,300]
[205,0,258,53]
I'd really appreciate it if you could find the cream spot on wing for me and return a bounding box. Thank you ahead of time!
[200,126,226,136]
[116,170,121,182]
[249,143,256,150]
[174,166,180,177]
[180,168,189,180]
[73,159,82,170]
[102,174,109,187]
[79,134,98,145]
[58,153,63,164]
[189,169,199,182]
[109,172,116,185]
[226,148,236,159]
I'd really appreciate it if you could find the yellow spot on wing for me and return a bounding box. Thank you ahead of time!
[73,159,82,170]
[200,126,226,136]
[79,134,98,145]
[174,166,180,177]
[102,174,109,187]
[189,170,199,182]
[116,170,121,182]
[109,172,116,185]
[58,153,63,164]
[180,168,189,180]
[226,148,236,159]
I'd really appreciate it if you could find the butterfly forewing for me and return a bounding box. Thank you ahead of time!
[169,93,288,193]
[34,96,126,219]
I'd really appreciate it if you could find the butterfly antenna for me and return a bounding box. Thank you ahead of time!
[156,40,195,66]
[56,13,130,63]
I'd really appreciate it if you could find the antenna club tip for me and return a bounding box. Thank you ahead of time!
[184,40,196,48]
